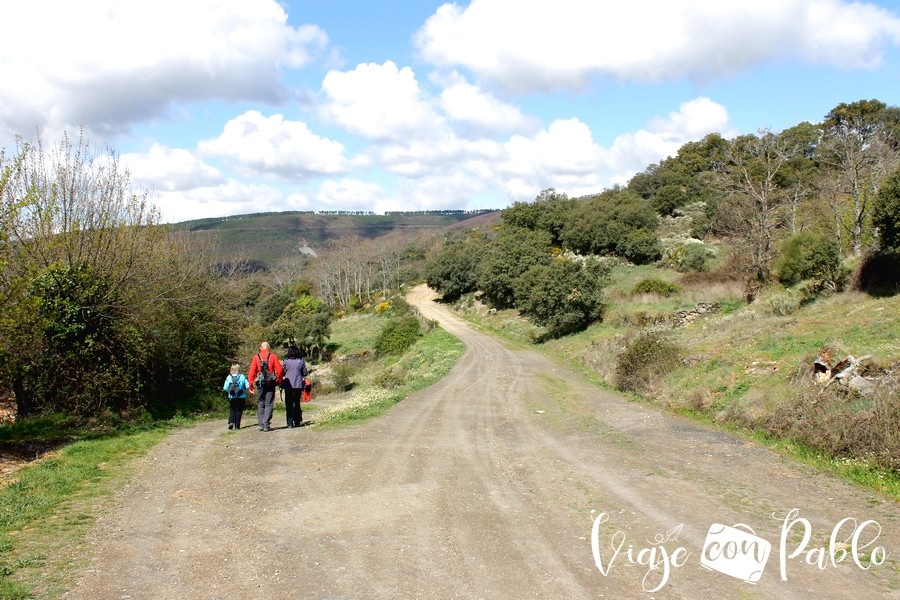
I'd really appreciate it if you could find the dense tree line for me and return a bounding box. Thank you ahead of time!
[0,134,240,419]
[424,99,900,335]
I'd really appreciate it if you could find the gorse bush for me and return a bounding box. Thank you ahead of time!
[614,332,683,393]
[374,316,422,355]
[631,278,681,297]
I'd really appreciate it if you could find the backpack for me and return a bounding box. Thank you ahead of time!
[227,374,243,398]
[257,353,277,387]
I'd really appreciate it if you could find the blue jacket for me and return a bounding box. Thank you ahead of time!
[223,373,249,399]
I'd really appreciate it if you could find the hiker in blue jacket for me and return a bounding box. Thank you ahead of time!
[223,364,249,430]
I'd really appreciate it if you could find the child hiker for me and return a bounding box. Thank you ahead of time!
[223,363,249,430]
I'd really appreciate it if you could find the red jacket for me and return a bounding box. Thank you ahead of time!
[248,350,283,391]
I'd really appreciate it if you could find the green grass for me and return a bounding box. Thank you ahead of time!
[330,312,388,355]
[688,412,900,499]
[456,262,900,499]
[0,416,204,599]
[312,327,465,428]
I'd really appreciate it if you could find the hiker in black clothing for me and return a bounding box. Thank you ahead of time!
[281,345,309,428]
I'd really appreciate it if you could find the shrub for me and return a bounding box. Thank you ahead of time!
[763,291,800,316]
[853,250,900,296]
[373,368,406,389]
[762,383,899,471]
[631,278,680,297]
[677,243,711,272]
[614,332,683,393]
[374,316,422,355]
[331,362,354,392]
[515,258,610,337]
[774,232,841,286]
[873,166,900,253]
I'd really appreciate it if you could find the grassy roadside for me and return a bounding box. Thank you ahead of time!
[0,313,464,599]
[0,414,217,599]
[449,263,899,500]
[311,325,465,429]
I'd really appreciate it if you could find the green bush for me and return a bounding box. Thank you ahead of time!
[331,362,354,392]
[774,232,841,286]
[764,291,800,316]
[374,316,422,355]
[373,368,407,389]
[677,243,710,272]
[873,166,900,253]
[631,278,680,297]
[515,258,610,338]
[614,332,683,393]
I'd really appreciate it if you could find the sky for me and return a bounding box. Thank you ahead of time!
[1,1,900,224]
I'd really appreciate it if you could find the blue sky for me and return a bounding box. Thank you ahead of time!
[2,1,899,223]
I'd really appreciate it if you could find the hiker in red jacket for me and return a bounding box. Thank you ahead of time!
[248,342,284,432]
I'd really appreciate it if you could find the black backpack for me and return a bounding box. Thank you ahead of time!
[257,353,277,387]
[227,374,243,398]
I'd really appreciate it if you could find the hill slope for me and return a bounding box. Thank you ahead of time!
[172,210,498,265]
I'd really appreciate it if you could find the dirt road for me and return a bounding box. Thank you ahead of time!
[66,285,898,599]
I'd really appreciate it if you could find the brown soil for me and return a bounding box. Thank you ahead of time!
[63,285,898,599]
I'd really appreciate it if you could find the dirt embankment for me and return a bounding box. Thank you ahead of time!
[64,285,898,599]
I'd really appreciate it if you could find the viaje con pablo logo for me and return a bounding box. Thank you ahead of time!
[590,508,889,593]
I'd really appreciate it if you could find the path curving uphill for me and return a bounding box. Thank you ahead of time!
[66,284,898,599]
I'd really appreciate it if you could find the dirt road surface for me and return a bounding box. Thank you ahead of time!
[66,285,898,599]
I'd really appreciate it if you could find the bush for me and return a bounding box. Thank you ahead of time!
[614,332,683,393]
[774,232,841,286]
[873,166,900,253]
[762,383,899,471]
[373,368,407,389]
[677,243,710,272]
[331,362,354,392]
[763,291,800,316]
[374,316,422,355]
[631,278,680,297]
[515,258,610,338]
[853,250,900,296]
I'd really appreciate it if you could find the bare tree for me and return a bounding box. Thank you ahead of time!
[713,129,794,281]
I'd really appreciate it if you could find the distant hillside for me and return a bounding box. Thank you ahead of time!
[171,210,499,265]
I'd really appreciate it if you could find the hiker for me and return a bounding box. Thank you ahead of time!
[248,342,283,432]
[281,345,309,428]
[222,364,249,430]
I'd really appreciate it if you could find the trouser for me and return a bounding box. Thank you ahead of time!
[257,386,275,430]
[285,388,302,426]
[229,397,245,428]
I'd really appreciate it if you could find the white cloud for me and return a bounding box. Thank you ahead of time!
[125,144,223,192]
[415,0,900,92]
[437,72,533,134]
[151,180,289,224]
[314,179,387,211]
[495,97,732,200]
[0,0,328,137]
[320,61,442,140]
[606,97,735,183]
[199,111,348,180]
